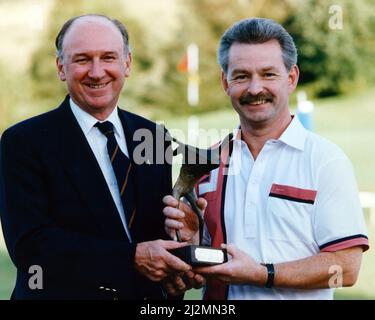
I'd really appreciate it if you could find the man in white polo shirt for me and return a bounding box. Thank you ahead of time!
[163,18,369,299]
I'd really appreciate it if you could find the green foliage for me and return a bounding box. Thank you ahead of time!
[0,63,12,131]
[284,0,375,97]
[0,250,16,299]
[0,63,32,131]
[146,0,296,115]
[30,0,84,102]
[25,0,375,116]
[28,0,298,116]
[151,4,224,115]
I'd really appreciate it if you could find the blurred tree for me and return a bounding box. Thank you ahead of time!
[285,0,375,97]
[0,62,32,131]
[145,4,220,116]
[187,0,292,39]
[0,63,11,131]
[27,0,375,116]
[147,0,294,115]
[30,0,84,104]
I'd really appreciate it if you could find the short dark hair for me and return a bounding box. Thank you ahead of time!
[55,14,130,61]
[218,18,297,74]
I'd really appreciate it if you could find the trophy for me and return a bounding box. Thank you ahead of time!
[168,137,230,266]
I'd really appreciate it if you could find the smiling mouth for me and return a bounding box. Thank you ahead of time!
[85,82,110,89]
[239,94,273,106]
[241,99,273,106]
[248,100,270,105]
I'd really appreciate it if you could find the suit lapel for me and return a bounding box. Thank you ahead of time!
[53,97,129,240]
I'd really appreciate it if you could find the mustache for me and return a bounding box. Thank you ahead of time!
[239,92,273,105]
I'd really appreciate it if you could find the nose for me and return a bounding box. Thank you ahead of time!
[88,58,105,80]
[246,78,263,96]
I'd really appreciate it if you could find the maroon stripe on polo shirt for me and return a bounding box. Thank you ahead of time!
[320,234,369,252]
[269,184,317,204]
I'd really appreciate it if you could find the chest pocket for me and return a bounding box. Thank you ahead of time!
[266,184,317,243]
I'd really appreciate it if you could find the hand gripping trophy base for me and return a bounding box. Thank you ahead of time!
[170,244,228,267]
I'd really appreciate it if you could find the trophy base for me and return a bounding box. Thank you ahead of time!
[170,245,228,267]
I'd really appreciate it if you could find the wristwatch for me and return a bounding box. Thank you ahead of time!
[261,263,275,288]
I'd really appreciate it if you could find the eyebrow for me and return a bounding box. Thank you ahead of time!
[260,66,279,72]
[102,51,119,56]
[231,66,279,73]
[230,68,249,75]
[72,51,119,58]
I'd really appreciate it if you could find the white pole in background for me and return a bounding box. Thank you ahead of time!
[187,43,199,106]
[188,116,199,146]
[187,43,200,149]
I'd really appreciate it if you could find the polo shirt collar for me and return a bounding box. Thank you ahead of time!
[278,116,307,151]
[231,116,307,151]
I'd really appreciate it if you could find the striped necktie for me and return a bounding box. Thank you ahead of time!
[95,121,136,230]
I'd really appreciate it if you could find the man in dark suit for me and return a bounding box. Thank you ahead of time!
[0,14,196,299]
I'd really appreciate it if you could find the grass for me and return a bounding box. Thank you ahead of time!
[0,250,15,299]
[1,87,374,299]
[312,88,375,192]
[0,228,15,299]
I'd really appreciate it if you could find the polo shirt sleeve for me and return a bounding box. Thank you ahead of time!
[313,156,369,253]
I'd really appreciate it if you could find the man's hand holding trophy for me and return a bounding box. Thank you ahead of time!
[164,135,231,266]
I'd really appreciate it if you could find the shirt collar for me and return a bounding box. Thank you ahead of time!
[69,98,123,137]
[230,115,307,151]
[278,115,307,151]
[231,126,242,141]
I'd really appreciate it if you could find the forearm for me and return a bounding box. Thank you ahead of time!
[269,247,363,289]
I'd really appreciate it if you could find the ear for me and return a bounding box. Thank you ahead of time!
[287,64,299,95]
[221,70,230,96]
[124,52,132,78]
[56,57,66,81]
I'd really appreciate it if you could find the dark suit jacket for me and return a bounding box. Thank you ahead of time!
[0,95,172,299]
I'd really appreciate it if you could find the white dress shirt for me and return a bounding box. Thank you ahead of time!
[70,98,132,242]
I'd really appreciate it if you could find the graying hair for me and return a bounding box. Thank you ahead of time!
[218,18,297,74]
[55,14,130,62]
